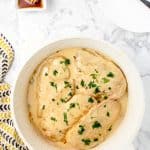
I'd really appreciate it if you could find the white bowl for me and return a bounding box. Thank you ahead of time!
[11,38,145,150]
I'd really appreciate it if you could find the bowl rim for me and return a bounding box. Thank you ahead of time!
[11,38,145,150]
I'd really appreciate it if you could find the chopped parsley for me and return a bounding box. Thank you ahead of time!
[108,125,112,131]
[78,125,85,135]
[73,56,76,59]
[64,81,72,88]
[70,103,76,109]
[52,98,55,101]
[68,92,73,97]
[80,80,85,87]
[67,103,79,111]
[106,112,110,117]
[60,58,71,66]
[42,105,45,110]
[93,138,98,142]
[81,139,91,145]
[91,116,96,119]
[104,104,107,108]
[45,72,48,76]
[102,77,110,83]
[60,98,67,103]
[92,121,102,129]
[107,72,114,78]
[76,85,79,89]
[53,70,58,76]
[103,95,108,99]
[108,87,112,90]
[95,69,98,73]
[50,117,57,122]
[88,97,94,103]
[88,81,97,88]
[97,100,101,103]
[94,86,100,94]
[63,112,68,125]
[50,82,57,90]
[90,74,97,79]
[90,69,99,79]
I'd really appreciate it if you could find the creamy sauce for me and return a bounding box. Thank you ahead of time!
[27,48,128,150]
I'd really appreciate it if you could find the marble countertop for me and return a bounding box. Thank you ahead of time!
[0,0,150,150]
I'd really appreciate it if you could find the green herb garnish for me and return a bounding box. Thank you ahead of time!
[80,80,85,87]
[95,69,98,73]
[81,139,91,145]
[102,77,110,83]
[106,112,110,117]
[50,117,57,122]
[90,69,99,79]
[60,98,66,103]
[52,98,55,101]
[94,86,100,94]
[67,103,77,111]
[88,81,97,88]
[104,104,106,108]
[108,125,112,131]
[45,72,48,76]
[64,81,72,88]
[60,58,71,66]
[68,92,73,96]
[76,85,79,89]
[108,87,112,90]
[50,82,57,90]
[70,103,76,109]
[91,116,96,119]
[107,72,114,78]
[90,74,97,79]
[103,95,108,99]
[42,105,45,110]
[93,138,98,142]
[92,121,102,129]
[78,125,85,135]
[97,100,101,103]
[63,112,68,125]
[88,97,94,103]
[53,70,58,76]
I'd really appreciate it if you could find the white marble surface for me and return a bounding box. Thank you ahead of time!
[0,0,150,150]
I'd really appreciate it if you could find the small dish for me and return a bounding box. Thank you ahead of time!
[16,0,47,11]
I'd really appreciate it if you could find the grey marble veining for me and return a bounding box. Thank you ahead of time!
[0,0,150,149]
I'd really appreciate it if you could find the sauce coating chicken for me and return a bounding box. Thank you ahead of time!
[27,48,127,150]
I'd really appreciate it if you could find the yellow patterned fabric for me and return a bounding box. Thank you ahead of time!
[0,34,28,150]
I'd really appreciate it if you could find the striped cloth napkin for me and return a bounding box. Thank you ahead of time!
[0,34,28,150]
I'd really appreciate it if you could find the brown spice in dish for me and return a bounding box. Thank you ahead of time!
[18,0,43,8]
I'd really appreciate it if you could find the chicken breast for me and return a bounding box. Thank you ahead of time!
[38,94,97,142]
[34,56,72,117]
[66,100,121,150]
[75,49,127,100]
